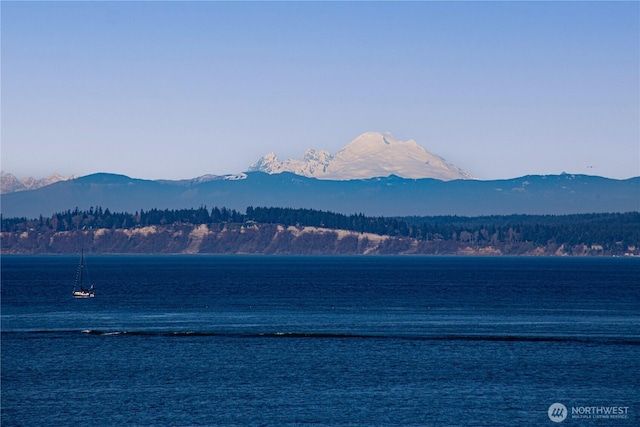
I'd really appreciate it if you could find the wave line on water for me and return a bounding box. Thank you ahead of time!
[2,329,638,345]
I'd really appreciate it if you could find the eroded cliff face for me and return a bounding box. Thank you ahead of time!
[2,223,628,256]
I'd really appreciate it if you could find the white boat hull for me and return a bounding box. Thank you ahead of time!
[73,291,95,298]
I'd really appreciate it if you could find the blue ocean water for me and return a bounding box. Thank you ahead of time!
[2,255,639,426]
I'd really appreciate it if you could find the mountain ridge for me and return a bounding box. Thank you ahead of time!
[2,171,638,219]
[1,171,75,194]
[2,132,471,194]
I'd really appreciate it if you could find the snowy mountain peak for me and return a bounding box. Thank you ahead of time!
[345,131,405,150]
[248,132,474,181]
[250,152,282,173]
[1,172,76,194]
[335,132,423,162]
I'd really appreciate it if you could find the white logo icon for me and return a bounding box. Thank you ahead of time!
[548,403,568,423]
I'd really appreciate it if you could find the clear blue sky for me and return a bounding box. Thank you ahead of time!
[2,1,638,180]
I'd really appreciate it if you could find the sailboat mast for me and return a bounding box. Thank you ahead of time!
[72,249,95,298]
[79,250,84,288]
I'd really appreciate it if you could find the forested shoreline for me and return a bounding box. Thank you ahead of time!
[2,207,639,256]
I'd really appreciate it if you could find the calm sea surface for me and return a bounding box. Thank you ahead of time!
[2,255,639,426]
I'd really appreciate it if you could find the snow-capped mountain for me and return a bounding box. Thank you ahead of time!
[157,173,249,185]
[248,132,474,181]
[1,172,75,194]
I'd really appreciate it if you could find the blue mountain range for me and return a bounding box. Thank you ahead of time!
[2,172,638,219]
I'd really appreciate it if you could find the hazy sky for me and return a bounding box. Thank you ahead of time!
[2,1,638,181]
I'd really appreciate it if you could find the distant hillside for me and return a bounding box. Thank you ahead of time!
[2,207,638,256]
[1,172,638,219]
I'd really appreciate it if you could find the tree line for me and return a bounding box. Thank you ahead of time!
[2,206,639,250]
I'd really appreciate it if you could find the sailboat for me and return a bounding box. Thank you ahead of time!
[72,251,95,298]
